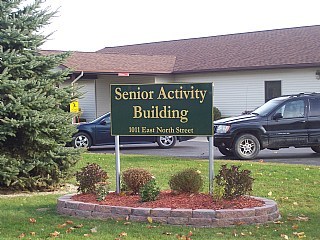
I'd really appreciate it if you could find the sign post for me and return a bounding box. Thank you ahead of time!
[209,136,214,194]
[115,135,121,194]
[110,83,214,194]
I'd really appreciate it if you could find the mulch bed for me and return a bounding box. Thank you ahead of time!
[72,190,264,210]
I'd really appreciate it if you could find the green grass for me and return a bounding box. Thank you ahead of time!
[0,153,319,239]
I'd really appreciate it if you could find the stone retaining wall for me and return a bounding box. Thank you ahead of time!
[57,194,280,227]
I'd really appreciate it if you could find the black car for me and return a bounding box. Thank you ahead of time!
[214,93,320,160]
[72,112,195,149]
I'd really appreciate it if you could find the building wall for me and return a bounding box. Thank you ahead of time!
[171,68,320,116]
[95,75,157,117]
[71,67,320,121]
[61,78,97,122]
[77,79,96,121]
[155,75,175,83]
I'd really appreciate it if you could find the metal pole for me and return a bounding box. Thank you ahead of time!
[209,136,214,194]
[115,135,121,194]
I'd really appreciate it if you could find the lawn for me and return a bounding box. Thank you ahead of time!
[0,153,319,239]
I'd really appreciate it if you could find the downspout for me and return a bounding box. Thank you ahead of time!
[71,71,84,87]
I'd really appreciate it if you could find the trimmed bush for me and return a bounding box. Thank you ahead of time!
[169,168,203,193]
[75,163,108,194]
[122,168,153,194]
[95,182,110,201]
[139,178,160,202]
[214,164,254,199]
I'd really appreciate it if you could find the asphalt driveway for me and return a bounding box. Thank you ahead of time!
[88,137,320,166]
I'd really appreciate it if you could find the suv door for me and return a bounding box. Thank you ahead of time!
[266,99,308,148]
[307,97,320,143]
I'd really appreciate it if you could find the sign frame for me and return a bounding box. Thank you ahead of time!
[110,83,213,136]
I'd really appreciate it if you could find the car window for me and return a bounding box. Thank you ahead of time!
[275,100,305,118]
[103,115,111,124]
[309,98,320,117]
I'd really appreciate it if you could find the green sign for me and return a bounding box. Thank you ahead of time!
[110,83,213,136]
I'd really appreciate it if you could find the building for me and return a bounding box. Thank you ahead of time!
[48,25,320,122]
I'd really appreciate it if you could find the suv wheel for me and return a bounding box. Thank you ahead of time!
[233,134,260,160]
[218,147,234,157]
[72,132,92,148]
[157,136,176,148]
[311,146,320,153]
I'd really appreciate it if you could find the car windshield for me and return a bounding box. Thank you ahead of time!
[252,97,288,116]
[91,113,110,123]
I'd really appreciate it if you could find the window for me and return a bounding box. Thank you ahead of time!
[309,98,320,117]
[265,81,281,102]
[275,100,305,118]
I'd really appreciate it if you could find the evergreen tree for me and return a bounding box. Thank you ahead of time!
[0,0,80,190]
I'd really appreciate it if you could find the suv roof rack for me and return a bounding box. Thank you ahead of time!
[281,92,320,98]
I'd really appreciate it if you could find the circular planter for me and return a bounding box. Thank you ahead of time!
[57,194,280,227]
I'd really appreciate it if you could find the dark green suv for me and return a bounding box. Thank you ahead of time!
[214,93,320,160]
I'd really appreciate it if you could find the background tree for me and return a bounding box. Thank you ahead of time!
[0,0,80,190]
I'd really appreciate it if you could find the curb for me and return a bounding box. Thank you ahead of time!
[57,194,280,227]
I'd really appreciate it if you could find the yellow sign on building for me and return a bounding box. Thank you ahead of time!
[70,101,79,113]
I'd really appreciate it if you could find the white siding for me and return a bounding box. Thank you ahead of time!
[175,68,320,116]
[95,78,109,118]
[155,75,175,83]
[77,79,96,122]
[67,67,320,119]
[60,79,97,121]
[95,75,156,116]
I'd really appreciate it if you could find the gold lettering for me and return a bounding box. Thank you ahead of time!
[180,109,189,123]
[199,90,207,103]
[114,87,122,100]
[133,106,142,118]
[167,90,175,99]
[114,87,154,100]
[157,87,168,100]
[156,85,207,103]
[132,105,189,123]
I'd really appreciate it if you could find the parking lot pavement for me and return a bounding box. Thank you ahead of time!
[190,137,208,142]
[88,137,320,166]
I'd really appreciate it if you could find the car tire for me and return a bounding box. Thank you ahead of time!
[72,132,92,149]
[157,136,177,149]
[311,146,320,153]
[233,134,260,160]
[218,147,234,157]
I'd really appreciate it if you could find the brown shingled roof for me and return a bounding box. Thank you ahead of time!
[97,25,320,73]
[41,50,176,74]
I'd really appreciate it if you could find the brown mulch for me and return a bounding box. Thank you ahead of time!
[71,191,264,210]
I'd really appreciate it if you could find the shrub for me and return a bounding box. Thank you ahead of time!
[139,178,160,202]
[95,182,110,201]
[75,163,108,194]
[169,168,203,193]
[214,164,254,199]
[213,183,225,201]
[242,110,253,115]
[122,168,153,194]
[213,107,222,120]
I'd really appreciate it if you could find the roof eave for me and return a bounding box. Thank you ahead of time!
[173,63,320,74]
[70,70,174,75]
